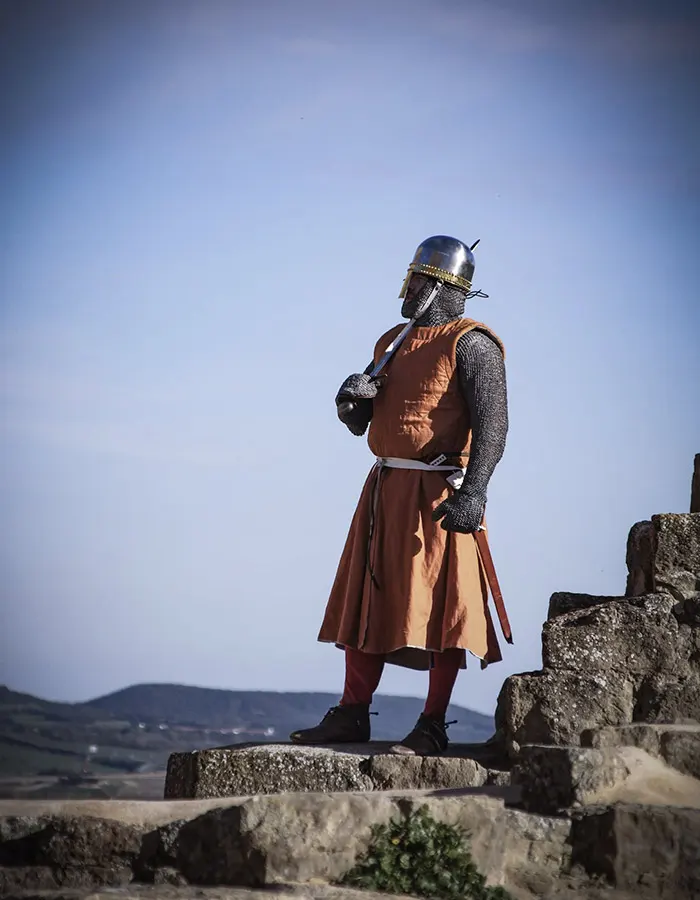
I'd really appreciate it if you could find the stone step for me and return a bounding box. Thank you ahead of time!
[0,886,495,900]
[571,802,700,899]
[0,788,568,898]
[512,744,700,815]
[164,741,511,799]
[2,788,698,899]
[581,722,700,779]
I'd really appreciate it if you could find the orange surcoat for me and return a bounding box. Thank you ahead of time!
[318,319,505,670]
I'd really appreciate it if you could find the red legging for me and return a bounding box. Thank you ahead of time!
[340,647,463,719]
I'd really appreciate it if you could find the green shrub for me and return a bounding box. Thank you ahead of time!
[338,805,512,900]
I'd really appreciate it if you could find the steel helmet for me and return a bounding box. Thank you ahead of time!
[399,235,477,298]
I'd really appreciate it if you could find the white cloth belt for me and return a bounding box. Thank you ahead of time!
[376,456,466,490]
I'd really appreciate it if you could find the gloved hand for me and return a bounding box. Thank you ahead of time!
[432,484,486,534]
[337,398,372,436]
[335,373,384,404]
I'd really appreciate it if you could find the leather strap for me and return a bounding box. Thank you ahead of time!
[473,529,513,644]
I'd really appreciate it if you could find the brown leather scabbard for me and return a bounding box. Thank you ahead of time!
[473,529,513,644]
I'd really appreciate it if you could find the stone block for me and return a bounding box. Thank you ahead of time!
[366,753,487,791]
[512,745,631,814]
[0,814,143,890]
[495,669,635,748]
[660,727,700,780]
[634,672,700,725]
[165,744,373,799]
[581,723,663,753]
[692,454,700,513]
[652,513,700,601]
[624,514,700,602]
[571,803,700,899]
[0,792,569,892]
[581,723,700,780]
[542,593,693,680]
[547,592,622,620]
[625,520,655,597]
[164,742,503,799]
[175,790,570,889]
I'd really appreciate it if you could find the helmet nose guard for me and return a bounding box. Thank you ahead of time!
[399,235,477,298]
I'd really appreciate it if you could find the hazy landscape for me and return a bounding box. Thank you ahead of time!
[0,683,495,800]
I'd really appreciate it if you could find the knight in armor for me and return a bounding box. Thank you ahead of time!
[290,236,510,755]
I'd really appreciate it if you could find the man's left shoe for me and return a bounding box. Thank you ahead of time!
[389,713,455,756]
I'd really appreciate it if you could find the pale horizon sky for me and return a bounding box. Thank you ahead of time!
[1,0,699,717]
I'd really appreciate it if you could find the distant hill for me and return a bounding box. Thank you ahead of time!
[0,685,108,722]
[0,682,495,783]
[86,682,494,742]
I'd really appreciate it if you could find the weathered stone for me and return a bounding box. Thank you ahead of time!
[692,453,700,514]
[512,746,631,814]
[165,744,373,798]
[495,669,635,747]
[0,865,60,893]
[651,513,700,601]
[0,814,142,888]
[0,791,572,894]
[486,768,512,787]
[660,727,700,779]
[135,819,188,883]
[582,723,664,753]
[623,511,700,603]
[499,572,700,749]
[0,884,437,900]
[164,742,507,799]
[226,791,570,890]
[542,594,693,680]
[0,884,555,900]
[571,803,700,899]
[581,723,700,780]
[366,753,487,791]
[548,592,622,620]
[634,672,700,725]
[625,521,655,597]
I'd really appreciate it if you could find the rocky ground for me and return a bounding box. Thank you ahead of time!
[0,883,649,900]
[2,733,699,900]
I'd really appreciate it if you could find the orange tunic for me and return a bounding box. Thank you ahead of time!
[318,319,505,671]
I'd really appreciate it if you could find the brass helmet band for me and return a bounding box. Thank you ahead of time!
[398,235,477,298]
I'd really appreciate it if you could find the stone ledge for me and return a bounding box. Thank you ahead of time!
[571,803,700,899]
[512,744,700,815]
[547,593,623,621]
[581,723,700,779]
[0,789,568,896]
[0,886,471,900]
[2,791,698,899]
[0,884,654,900]
[164,742,510,799]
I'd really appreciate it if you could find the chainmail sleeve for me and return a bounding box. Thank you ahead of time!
[455,330,508,496]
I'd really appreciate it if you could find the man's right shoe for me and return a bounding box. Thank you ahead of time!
[289,703,372,744]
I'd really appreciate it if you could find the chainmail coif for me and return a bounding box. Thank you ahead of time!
[336,278,508,533]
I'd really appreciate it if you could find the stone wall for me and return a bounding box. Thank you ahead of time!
[496,509,700,754]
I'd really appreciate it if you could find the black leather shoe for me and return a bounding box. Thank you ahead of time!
[389,713,455,756]
[289,703,373,744]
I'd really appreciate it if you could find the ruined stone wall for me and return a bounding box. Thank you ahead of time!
[496,461,700,755]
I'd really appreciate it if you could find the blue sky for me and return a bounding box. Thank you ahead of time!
[1,0,699,717]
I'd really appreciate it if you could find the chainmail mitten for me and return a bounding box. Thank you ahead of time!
[337,398,373,436]
[433,330,508,533]
[335,372,382,402]
[335,364,379,436]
